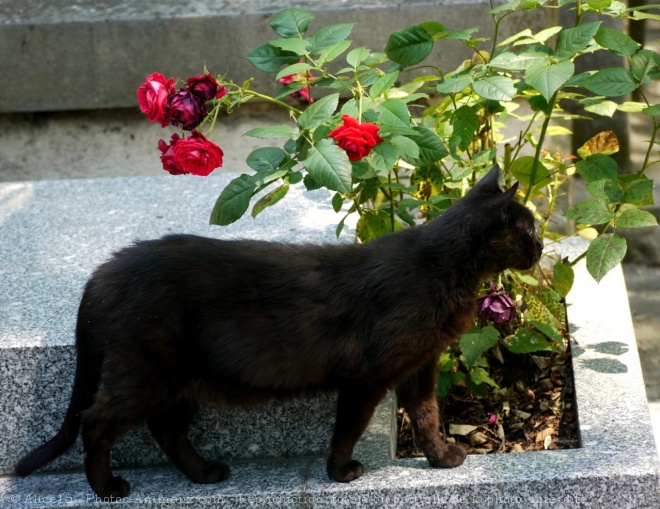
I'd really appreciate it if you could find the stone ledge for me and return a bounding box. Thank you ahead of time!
[0,0,550,112]
[1,176,659,507]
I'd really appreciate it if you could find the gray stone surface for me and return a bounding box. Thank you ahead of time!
[0,175,361,475]
[1,176,659,508]
[0,0,551,112]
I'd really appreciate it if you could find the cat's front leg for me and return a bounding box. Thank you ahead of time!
[327,384,387,482]
[396,361,467,468]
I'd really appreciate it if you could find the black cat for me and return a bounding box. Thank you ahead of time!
[15,165,542,498]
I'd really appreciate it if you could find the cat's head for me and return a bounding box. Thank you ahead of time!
[456,165,544,272]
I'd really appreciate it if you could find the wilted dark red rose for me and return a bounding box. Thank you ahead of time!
[186,73,226,101]
[158,131,223,176]
[328,115,382,161]
[137,72,176,127]
[476,282,517,324]
[167,90,207,131]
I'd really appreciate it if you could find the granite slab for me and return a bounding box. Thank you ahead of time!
[1,176,659,508]
[0,175,359,474]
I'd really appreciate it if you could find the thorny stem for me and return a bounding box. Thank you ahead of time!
[523,92,557,204]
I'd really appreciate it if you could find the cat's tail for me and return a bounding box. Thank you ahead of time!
[15,292,103,477]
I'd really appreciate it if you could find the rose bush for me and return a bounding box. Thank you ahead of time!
[139,2,659,399]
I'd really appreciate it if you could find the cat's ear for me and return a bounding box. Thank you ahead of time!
[476,164,504,193]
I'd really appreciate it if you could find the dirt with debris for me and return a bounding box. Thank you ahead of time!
[397,345,578,458]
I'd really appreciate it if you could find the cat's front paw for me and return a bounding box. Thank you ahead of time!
[198,461,230,483]
[428,443,467,468]
[327,459,364,483]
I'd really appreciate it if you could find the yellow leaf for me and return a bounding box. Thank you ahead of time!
[577,131,620,158]
[578,227,599,241]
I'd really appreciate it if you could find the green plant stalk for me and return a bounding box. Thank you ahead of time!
[243,89,303,116]
[523,92,557,204]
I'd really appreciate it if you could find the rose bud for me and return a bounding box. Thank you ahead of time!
[476,282,517,324]
[167,90,207,131]
[186,73,226,101]
[137,72,176,127]
[328,115,383,161]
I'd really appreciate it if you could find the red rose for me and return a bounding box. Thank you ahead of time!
[158,131,223,176]
[137,72,176,127]
[167,90,207,131]
[328,115,382,161]
[186,73,227,101]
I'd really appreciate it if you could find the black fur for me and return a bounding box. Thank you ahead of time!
[15,165,543,498]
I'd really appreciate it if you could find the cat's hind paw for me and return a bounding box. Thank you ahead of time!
[327,459,364,483]
[95,476,131,500]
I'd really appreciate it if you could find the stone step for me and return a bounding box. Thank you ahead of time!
[1,175,659,508]
[0,0,550,112]
[0,175,385,475]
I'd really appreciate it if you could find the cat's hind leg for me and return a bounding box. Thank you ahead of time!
[396,360,466,468]
[147,400,230,484]
[327,384,387,483]
[80,394,143,499]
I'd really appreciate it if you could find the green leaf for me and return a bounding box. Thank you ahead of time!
[553,259,574,299]
[243,124,299,139]
[469,367,499,388]
[472,75,517,101]
[582,68,638,97]
[450,105,479,151]
[269,38,312,56]
[575,154,618,182]
[488,51,548,70]
[459,326,500,369]
[246,147,287,172]
[631,49,660,83]
[508,328,555,353]
[244,42,300,73]
[390,135,420,159]
[623,179,654,205]
[385,25,435,67]
[370,72,399,98]
[584,99,619,117]
[275,62,314,81]
[409,126,449,164]
[643,104,660,117]
[528,319,565,346]
[586,179,623,203]
[209,174,255,226]
[346,46,370,68]
[298,93,340,130]
[332,192,344,213]
[525,60,575,102]
[615,208,658,228]
[526,287,566,327]
[419,21,450,40]
[309,23,354,51]
[565,198,615,225]
[586,233,627,282]
[446,26,478,41]
[594,28,640,57]
[316,40,353,66]
[367,141,400,173]
[251,184,289,218]
[436,75,473,94]
[269,8,315,37]
[375,99,413,135]
[356,211,396,242]
[510,156,551,191]
[303,139,352,194]
[555,21,601,61]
